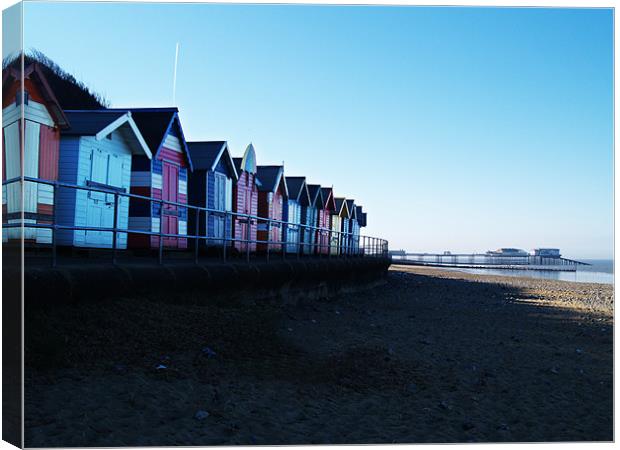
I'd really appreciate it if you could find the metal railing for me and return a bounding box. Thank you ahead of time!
[2,176,389,266]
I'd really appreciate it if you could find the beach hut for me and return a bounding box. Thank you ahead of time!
[256,165,287,252]
[125,108,193,250]
[348,201,361,254]
[187,141,238,248]
[356,205,366,253]
[2,62,70,243]
[232,144,260,253]
[331,197,350,255]
[357,206,367,229]
[302,184,323,254]
[345,199,358,255]
[283,176,310,254]
[317,187,335,255]
[56,110,151,248]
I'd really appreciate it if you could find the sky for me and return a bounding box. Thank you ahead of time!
[16,2,614,259]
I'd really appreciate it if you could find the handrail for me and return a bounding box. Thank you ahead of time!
[2,176,389,266]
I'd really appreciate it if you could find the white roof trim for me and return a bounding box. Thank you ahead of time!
[95,113,152,159]
[210,142,239,182]
[274,168,288,197]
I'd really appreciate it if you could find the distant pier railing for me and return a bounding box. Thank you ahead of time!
[390,251,589,271]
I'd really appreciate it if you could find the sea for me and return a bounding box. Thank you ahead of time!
[453,259,614,285]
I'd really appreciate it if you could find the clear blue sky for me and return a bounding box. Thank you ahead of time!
[19,3,613,258]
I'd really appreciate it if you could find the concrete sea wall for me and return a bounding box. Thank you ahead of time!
[17,257,392,306]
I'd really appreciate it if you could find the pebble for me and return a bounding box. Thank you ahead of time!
[439,400,452,410]
[202,347,217,358]
[195,410,210,420]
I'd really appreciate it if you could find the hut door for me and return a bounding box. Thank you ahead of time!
[162,162,179,247]
[212,173,227,242]
[4,122,20,241]
[23,121,40,240]
[85,148,107,246]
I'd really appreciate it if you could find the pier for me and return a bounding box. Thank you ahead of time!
[389,251,590,272]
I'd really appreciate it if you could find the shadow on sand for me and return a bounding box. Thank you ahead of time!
[24,267,613,446]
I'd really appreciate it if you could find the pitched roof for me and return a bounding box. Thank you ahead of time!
[3,62,70,128]
[356,206,367,227]
[346,199,356,219]
[233,157,243,174]
[108,108,193,171]
[236,143,257,174]
[4,52,107,110]
[307,184,323,208]
[334,197,350,217]
[187,141,238,180]
[256,165,286,195]
[61,110,151,157]
[284,177,310,204]
[320,187,336,210]
[62,110,126,135]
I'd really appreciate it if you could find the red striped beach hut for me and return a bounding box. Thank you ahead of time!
[317,187,335,254]
[232,143,259,253]
[256,165,287,252]
[125,108,193,250]
[2,62,70,244]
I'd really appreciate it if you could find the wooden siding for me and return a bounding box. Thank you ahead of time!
[301,205,317,254]
[57,132,133,249]
[2,85,60,243]
[38,125,59,181]
[285,199,302,253]
[129,131,190,250]
[330,215,341,255]
[2,78,47,109]
[56,136,81,246]
[257,187,284,252]
[233,171,258,253]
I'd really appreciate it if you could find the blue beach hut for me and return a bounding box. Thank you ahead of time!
[283,176,310,254]
[302,184,323,254]
[56,110,151,248]
[187,141,238,247]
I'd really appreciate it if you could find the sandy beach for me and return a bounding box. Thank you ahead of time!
[25,265,613,446]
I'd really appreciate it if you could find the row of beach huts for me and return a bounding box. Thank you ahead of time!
[1,57,368,256]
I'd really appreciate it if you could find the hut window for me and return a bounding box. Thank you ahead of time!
[16,91,29,106]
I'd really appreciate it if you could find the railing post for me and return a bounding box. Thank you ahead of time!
[328,228,332,259]
[194,207,200,264]
[158,199,164,265]
[112,192,118,265]
[246,216,251,263]
[297,224,301,260]
[205,209,209,249]
[266,219,270,262]
[222,211,227,261]
[282,222,286,260]
[51,182,58,267]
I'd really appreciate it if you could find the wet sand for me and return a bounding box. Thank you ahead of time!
[25,265,613,446]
